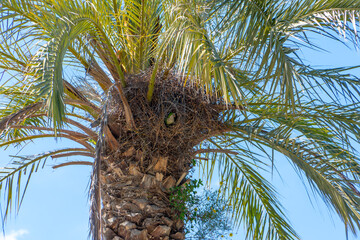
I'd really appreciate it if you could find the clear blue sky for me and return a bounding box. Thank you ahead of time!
[0,37,360,240]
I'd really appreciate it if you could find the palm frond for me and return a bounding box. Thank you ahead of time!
[197,141,299,240]
[1,0,117,129]
[0,148,91,222]
[210,0,360,108]
[149,0,244,106]
[119,0,162,71]
[297,65,360,104]
[225,124,360,234]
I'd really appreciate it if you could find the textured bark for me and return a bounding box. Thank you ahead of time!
[101,157,186,240]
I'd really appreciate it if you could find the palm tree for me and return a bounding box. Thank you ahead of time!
[1,0,360,239]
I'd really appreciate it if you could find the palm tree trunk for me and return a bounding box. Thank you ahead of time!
[97,74,224,240]
[101,153,186,240]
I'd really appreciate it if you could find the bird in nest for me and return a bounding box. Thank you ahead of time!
[165,113,176,126]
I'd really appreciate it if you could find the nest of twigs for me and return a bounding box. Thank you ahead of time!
[104,71,226,178]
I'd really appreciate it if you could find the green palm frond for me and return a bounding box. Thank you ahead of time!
[243,100,360,151]
[197,140,298,240]
[0,148,92,220]
[119,0,162,71]
[297,65,360,104]
[224,123,360,234]
[208,91,360,235]
[210,0,360,108]
[1,0,118,129]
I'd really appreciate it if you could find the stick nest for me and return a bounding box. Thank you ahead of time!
[105,71,226,178]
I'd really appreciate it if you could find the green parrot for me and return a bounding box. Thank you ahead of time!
[165,112,176,126]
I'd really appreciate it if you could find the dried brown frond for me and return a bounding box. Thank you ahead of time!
[86,60,113,91]
[0,102,44,133]
[52,160,93,169]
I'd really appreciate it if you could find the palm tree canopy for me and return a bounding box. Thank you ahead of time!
[1,0,360,239]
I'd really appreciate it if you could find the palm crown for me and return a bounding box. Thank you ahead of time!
[1,0,360,239]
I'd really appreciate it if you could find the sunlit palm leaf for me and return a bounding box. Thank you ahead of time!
[0,148,92,220]
[225,124,360,234]
[198,145,299,240]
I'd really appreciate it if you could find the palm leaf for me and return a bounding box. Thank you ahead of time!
[197,140,299,240]
[0,148,92,221]
[226,125,360,234]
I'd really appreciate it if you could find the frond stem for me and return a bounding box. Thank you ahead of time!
[52,161,93,169]
[193,148,238,156]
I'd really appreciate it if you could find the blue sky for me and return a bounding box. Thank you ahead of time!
[1,37,360,240]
